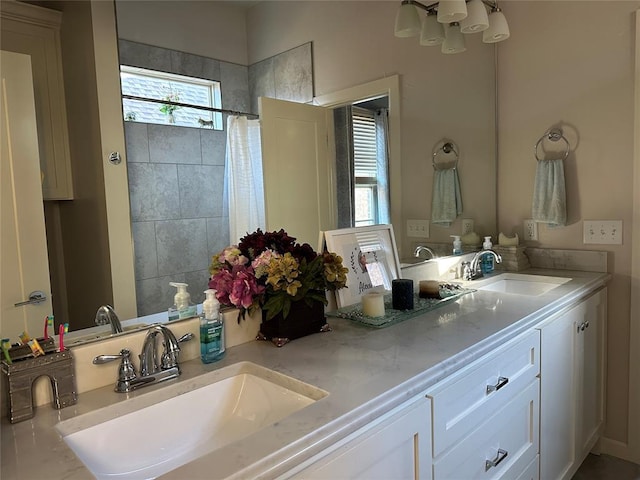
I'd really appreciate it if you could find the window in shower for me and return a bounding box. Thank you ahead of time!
[119,65,222,129]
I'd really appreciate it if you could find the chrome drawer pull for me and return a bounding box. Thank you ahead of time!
[486,376,509,394]
[485,448,508,471]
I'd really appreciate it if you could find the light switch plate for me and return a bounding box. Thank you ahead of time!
[407,219,429,238]
[523,219,538,241]
[583,220,622,244]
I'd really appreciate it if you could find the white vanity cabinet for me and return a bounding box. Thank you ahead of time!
[288,395,432,480]
[538,287,606,480]
[427,329,541,480]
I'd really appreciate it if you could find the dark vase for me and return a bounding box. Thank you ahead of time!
[257,299,330,347]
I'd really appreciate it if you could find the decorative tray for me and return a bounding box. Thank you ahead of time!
[326,284,475,328]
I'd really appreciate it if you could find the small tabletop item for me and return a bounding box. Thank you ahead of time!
[392,279,414,310]
[326,284,474,328]
[361,292,385,317]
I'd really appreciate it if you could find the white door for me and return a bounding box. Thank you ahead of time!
[1,51,53,341]
[259,97,335,248]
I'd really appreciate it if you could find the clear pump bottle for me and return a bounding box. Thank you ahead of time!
[200,289,225,364]
[451,235,463,255]
[168,282,197,321]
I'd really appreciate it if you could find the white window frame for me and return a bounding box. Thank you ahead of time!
[120,65,223,129]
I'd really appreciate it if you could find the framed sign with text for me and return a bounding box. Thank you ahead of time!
[323,224,401,308]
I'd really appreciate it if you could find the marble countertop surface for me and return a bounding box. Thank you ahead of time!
[1,269,609,480]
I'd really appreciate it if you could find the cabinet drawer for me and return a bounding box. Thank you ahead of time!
[429,330,540,457]
[433,379,539,480]
[514,456,539,480]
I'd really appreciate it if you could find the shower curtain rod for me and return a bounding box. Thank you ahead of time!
[122,94,259,118]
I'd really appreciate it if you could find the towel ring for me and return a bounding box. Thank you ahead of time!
[534,128,570,161]
[432,140,459,170]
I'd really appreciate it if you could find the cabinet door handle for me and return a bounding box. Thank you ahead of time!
[486,376,509,394]
[485,448,508,471]
[585,320,590,329]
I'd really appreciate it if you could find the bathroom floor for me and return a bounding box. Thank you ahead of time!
[573,454,640,479]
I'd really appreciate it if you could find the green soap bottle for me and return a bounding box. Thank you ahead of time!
[200,289,225,364]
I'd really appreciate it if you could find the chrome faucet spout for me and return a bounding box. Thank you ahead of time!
[140,325,183,376]
[465,249,503,281]
[95,305,123,334]
[414,245,437,260]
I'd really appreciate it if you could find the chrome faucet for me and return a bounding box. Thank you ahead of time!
[94,305,123,334]
[463,250,503,281]
[139,325,182,376]
[93,325,194,393]
[414,245,437,260]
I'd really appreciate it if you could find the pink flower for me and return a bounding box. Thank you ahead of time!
[229,267,264,309]
[218,247,249,267]
[251,249,279,278]
[208,269,234,305]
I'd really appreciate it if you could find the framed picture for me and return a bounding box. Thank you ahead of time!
[323,224,401,308]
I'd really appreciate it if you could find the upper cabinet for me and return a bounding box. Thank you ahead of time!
[1,0,73,200]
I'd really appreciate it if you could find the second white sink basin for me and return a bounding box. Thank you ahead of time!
[476,273,571,296]
[56,361,328,479]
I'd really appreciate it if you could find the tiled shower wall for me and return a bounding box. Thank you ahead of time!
[121,39,246,316]
[120,40,313,316]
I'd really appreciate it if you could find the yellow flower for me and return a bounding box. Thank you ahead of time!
[286,280,302,296]
[266,253,300,295]
[323,253,348,287]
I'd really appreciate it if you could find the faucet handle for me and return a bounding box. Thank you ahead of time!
[461,261,473,281]
[94,349,137,391]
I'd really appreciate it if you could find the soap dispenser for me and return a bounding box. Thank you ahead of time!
[200,289,225,363]
[168,282,197,321]
[481,236,494,274]
[451,235,462,255]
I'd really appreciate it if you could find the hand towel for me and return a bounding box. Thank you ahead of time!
[532,158,566,227]
[431,168,463,227]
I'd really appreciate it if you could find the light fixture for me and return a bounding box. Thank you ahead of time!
[482,7,510,43]
[393,0,509,53]
[420,13,445,46]
[437,0,467,24]
[460,0,489,33]
[442,23,466,54]
[394,1,421,37]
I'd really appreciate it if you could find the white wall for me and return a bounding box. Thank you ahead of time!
[115,0,248,65]
[497,0,640,459]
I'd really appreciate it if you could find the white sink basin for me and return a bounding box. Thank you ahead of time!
[56,361,328,479]
[476,273,571,296]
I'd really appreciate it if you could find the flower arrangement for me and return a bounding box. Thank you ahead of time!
[208,229,348,321]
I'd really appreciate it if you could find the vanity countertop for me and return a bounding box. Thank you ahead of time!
[1,268,609,479]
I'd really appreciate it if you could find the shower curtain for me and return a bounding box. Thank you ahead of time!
[224,115,265,243]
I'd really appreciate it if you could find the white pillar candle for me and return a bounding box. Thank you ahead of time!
[362,292,385,317]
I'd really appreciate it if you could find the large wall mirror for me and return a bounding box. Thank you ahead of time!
[3,0,495,344]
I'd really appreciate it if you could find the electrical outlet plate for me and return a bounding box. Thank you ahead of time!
[583,220,622,245]
[461,219,474,235]
[407,219,429,238]
[524,219,538,241]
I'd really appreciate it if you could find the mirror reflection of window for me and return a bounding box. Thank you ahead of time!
[120,65,223,129]
[334,96,390,228]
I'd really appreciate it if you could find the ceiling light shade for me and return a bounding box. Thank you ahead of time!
[460,0,489,34]
[442,23,466,54]
[483,9,510,43]
[420,14,445,46]
[395,3,421,37]
[437,0,467,24]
